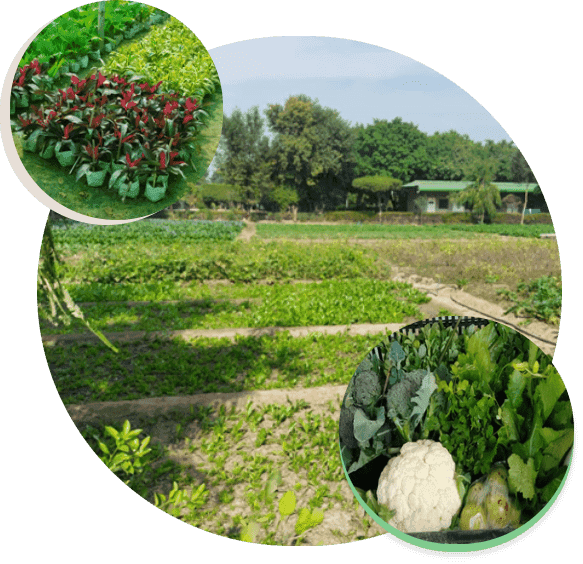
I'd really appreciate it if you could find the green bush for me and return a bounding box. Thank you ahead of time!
[103,17,220,100]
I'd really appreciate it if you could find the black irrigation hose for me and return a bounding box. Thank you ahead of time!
[448,295,558,347]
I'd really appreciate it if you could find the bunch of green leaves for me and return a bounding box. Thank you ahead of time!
[497,275,562,325]
[425,322,573,522]
[154,481,208,519]
[90,420,153,485]
[20,1,165,71]
[500,351,573,522]
[239,471,325,545]
[340,341,438,473]
[103,17,220,101]
[340,320,573,529]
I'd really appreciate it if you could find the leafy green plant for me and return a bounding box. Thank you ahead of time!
[154,481,208,518]
[13,66,207,201]
[239,471,325,545]
[58,240,389,285]
[340,320,573,528]
[52,218,244,248]
[92,419,152,484]
[19,2,167,75]
[103,17,220,101]
[497,276,561,325]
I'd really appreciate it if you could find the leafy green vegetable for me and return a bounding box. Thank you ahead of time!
[508,454,537,500]
[340,319,573,528]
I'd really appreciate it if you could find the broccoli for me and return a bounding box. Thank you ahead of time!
[339,403,358,449]
[340,366,382,450]
[352,369,383,408]
[385,369,427,419]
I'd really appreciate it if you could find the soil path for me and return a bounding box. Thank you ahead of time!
[235,220,257,242]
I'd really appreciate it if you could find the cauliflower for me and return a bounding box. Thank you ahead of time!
[376,440,461,533]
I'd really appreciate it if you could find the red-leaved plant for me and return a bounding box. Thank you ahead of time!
[11,64,206,202]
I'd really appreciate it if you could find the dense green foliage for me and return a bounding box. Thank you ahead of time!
[341,321,573,525]
[212,100,542,215]
[59,240,389,284]
[19,1,166,75]
[103,17,220,101]
[43,278,429,335]
[52,219,244,248]
[46,332,381,403]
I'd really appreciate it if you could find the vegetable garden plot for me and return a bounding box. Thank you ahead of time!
[40,278,430,335]
[76,399,387,545]
[340,317,573,546]
[10,7,222,219]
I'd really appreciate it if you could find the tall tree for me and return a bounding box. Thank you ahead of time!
[426,130,480,180]
[511,149,537,225]
[353,117,431,183]
[479,139,516,182]
[455,160,501,223]
[265,95,356,211]
[214,106,272,204]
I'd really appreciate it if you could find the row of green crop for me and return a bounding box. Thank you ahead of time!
[41,278,430,334]
[59,240,389,284]
[51,219,244,248]
[20,1,168,76]
[45,331,381,404]
[254,222,553,240]
[102,17,221,101]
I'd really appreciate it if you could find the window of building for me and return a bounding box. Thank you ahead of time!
[438,198,449,210]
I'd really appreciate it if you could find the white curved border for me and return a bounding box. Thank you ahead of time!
[1,28,149,225]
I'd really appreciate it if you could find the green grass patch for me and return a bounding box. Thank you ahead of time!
[255,222,553,240]
[45,331,382,404]
[44,278,429,334]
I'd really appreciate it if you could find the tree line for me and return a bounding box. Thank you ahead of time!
[205,94,536,214]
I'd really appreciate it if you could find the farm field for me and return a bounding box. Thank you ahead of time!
[40,217,562,544]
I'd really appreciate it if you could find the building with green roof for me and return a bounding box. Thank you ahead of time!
[400,180,548,214]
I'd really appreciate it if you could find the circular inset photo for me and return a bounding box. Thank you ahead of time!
[339,316,573,549]
[7,1,222,221]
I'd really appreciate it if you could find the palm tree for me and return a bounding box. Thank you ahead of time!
[455,160,501,224]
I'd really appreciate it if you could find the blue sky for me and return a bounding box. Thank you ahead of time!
[209,36,512,143]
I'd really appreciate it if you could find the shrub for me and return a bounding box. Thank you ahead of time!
[103,17,220,101]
